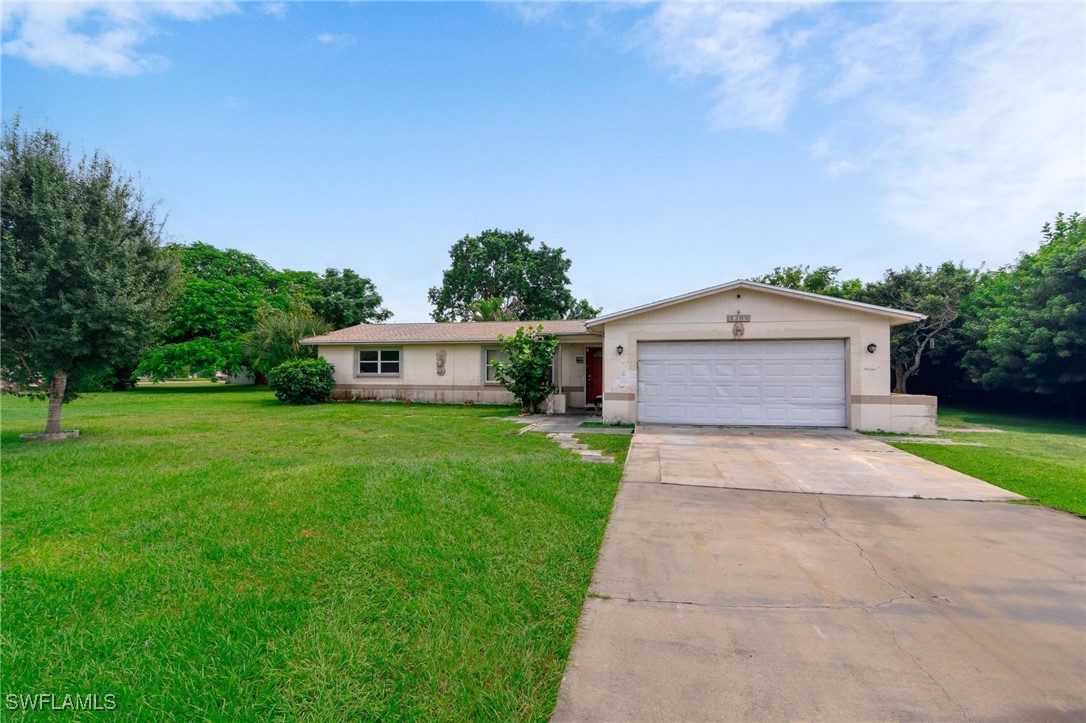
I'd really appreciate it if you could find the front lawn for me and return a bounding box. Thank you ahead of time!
[1,387,629,720]
[888,407,1086,516]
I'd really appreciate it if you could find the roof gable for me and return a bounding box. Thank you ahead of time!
[586,280,925,328]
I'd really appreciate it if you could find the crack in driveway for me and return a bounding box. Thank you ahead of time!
[816,495,974,722]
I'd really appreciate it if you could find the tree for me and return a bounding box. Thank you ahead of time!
[428,229,589,321]
[139,245,390,379]
[469,297,521,321]
[963,213,1085,412]
[1,122,178,437]
[565,297,602,320]
[304,268,391,328]
[752,265,862,299]
[859,262,977,394]
[241,306,331,375]
[137,242,283,379]
[491,325,560,413]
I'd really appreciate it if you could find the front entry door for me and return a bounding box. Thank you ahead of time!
[585,347,603,404]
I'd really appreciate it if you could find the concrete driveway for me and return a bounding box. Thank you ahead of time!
[553,431,1086,722]
[626,426,1024,500]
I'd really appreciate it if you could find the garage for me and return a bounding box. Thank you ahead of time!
[584,280,934,434]
[637,339,847,427]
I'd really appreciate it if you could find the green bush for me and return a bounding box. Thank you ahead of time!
[268,358,335,405]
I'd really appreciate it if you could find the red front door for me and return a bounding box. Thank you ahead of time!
[585,347,603,403]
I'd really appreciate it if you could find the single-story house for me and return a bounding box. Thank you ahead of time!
[301,279,937,434]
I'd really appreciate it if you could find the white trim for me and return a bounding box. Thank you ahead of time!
[481,347,508,385]
[586,279,926,328]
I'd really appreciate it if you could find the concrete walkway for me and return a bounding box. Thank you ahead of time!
[553,483,1086,721]
[626,426,1022,500]
[505,413,634,435]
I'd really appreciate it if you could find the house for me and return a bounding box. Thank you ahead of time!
[300,280,937,435]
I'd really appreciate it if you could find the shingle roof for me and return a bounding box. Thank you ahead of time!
[301,320,596,345]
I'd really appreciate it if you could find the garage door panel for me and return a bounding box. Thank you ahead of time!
[764,385,787,400]
[638,340,846,427]
[640,362,664,381]
[689,384,711,399]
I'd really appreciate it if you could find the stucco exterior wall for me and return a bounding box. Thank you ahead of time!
[594,287,933,434]
[317,340,601,406]
[318,343,516,404]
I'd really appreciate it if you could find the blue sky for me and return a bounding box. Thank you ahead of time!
[3,1,1084,322]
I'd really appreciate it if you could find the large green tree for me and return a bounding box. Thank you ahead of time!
[1,122,178,436]
[859,262,978,394]
[304,268,391,328]
[427,229,597,321]
[139,244,389,379]
[752,265,862,299]
[138,242,291,379]
[963,213,1085,412]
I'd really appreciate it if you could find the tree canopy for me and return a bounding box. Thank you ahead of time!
[1,121,178,435]
[963,213,1085,409]
[138,243,389,379]
[751,265,862,299]
[427,229,599,321]
[304,268,391,328]
[860,262,977,394]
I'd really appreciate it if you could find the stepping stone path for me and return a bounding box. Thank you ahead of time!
[546,432,615,464]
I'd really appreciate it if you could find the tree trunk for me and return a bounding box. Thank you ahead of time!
[45,370,68,434]
[893,362,909,394]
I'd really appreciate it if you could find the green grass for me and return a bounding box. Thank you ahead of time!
[1,387,630,720]
[888,407,1086,516]
[578,422,635,430]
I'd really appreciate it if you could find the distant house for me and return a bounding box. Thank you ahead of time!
[301,280,935,434]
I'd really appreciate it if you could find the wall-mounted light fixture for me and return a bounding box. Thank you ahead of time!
[616,345,624,355]
[867,343,877,354]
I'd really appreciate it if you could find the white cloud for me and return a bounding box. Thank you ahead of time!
[639,3,818,130]
[827,159,857,178]
[863,4,1085,254]
[1,1,237,75]
[634,2,1085,256]
[506,2,563,26]
[260,2,288,20]
[316,31,355,48]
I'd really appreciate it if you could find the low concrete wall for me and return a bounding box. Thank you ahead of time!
[332,384,514,405]
[888,394,938,435]
[853,394,938,435]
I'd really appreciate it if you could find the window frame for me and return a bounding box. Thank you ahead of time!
[482,348,509,385]
[356,347,402,377]
[482,347,559,385]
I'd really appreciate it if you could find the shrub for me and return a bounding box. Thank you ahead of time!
[269,358,335,405]
[492,325,559,413]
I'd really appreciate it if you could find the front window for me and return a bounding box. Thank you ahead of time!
[484,348,558,384]
[484,349,509,383]
[358,348,400,376]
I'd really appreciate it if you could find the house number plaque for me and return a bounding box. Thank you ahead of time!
[727,314,751,322]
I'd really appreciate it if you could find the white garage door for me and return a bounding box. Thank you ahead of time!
[637,340,847,427]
